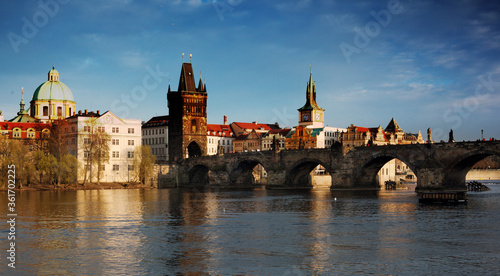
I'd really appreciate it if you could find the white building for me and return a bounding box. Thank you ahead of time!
[315,126,346,148]
[142,115,169,162]
[207,124,234,155]
[66,110,141,183]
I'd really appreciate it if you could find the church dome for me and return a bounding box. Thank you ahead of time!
[31,65,75,103]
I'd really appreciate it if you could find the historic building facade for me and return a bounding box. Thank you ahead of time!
[167,61,207,161]
[142,115,169,162]
[286,68,346,149]
[207,119,235,155]
[65,110,141,183]
[30,65,76,123]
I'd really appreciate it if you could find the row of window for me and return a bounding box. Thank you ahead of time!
[143,137,165,145]
[111,139,135,146]
[84,164,134,172]
[81,126,135,134]
[151,147,166,156]
[41,106,71,117]
[208,138,233,145]
[84,151,134,158]
[143,128,166,136]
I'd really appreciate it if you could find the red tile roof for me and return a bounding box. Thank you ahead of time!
[232,122,280,131]
[207,124,234,137]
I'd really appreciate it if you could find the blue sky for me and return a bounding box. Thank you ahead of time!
[1,0,499,141]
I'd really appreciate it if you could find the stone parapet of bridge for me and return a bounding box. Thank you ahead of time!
[161,141,500,192]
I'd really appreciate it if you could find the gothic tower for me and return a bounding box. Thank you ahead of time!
[298,67,324,128]
[167,58,207,161]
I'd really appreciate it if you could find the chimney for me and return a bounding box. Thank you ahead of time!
[97,110,100,116]
[84,109,88,115]
[78,110,82,115]
[224,115,227,125]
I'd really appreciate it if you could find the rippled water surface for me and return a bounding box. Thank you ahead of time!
[1,185,500,275]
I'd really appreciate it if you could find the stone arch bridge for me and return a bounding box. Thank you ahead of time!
[172,141,500,191]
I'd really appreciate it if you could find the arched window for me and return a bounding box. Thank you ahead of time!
[43,106,49,116]
[27,128,35,139]
[12,128,21,138]
[191,119,197,133]
[57,107,62,116]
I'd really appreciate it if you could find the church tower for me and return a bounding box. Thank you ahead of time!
[167,55,208,161]
[298,67,324,128]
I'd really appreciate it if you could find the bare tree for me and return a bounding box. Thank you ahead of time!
[80,117,110,185]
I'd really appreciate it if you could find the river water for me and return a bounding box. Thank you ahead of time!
[1,184,500,275]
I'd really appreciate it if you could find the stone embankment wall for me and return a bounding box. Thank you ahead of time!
[466,169,500,181]
[154,164,178,188]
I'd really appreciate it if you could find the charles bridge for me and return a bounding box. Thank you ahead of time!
[162,141,500,192]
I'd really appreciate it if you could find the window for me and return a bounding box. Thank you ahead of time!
[112,139,119,145]
[101,165,105,171]
[84,126,90,132]
[13,128,21,138]
[112,127,119,133]
[97,127,105,132]
[113,165,119,171]
[43,106,49,116]
[27,129,35,138]
[69,108,72,116]
[84,138,90,144]
[112,151,119,158]
[128,165,134,171]
[128,140,134,146]
[57,106,62,117]
[128,151,134,158]
[128,128,134,134]
[84,151,89,158]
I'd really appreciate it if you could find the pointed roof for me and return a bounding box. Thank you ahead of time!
[298,67,323,111]
[177,63,197,92]
[385,118,404,133]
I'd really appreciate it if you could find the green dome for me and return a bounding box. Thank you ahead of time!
[32,81,75,102]
[31,66,75,102]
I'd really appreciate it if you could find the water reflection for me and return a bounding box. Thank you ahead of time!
[0,186,498,275]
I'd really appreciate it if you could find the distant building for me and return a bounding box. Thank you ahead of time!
[65,110,141,183]
[167,60,207,161]
[286,68,346,149]
[298,67,324,129]
[207,117,235,155]
[261,128,291,151]
[142,115,169,162]
[233,129,262,153]
[342,118,424,148]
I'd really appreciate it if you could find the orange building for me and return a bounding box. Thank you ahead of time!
[285,125,319,149]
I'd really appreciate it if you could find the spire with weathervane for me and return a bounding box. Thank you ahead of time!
[298,65,325,128]
[18,87,28,115]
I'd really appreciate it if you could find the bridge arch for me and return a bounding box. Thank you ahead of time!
[229,159,268,186]
[188,164,210,187]
[443,149,500,188]
[355,154,418,189]
[286,158,332,188]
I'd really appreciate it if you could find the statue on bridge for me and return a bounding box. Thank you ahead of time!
[449,129,454,143]
[427,128,432,143]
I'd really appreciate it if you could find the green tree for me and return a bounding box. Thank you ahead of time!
[9,139,35,188]
[133,145,156,185]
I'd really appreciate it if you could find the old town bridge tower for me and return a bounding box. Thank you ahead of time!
[167,59,208,161]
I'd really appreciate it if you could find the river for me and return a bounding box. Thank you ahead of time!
[1,184,500,275]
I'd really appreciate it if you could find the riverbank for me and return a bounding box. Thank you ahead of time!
[2,182,155,191]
